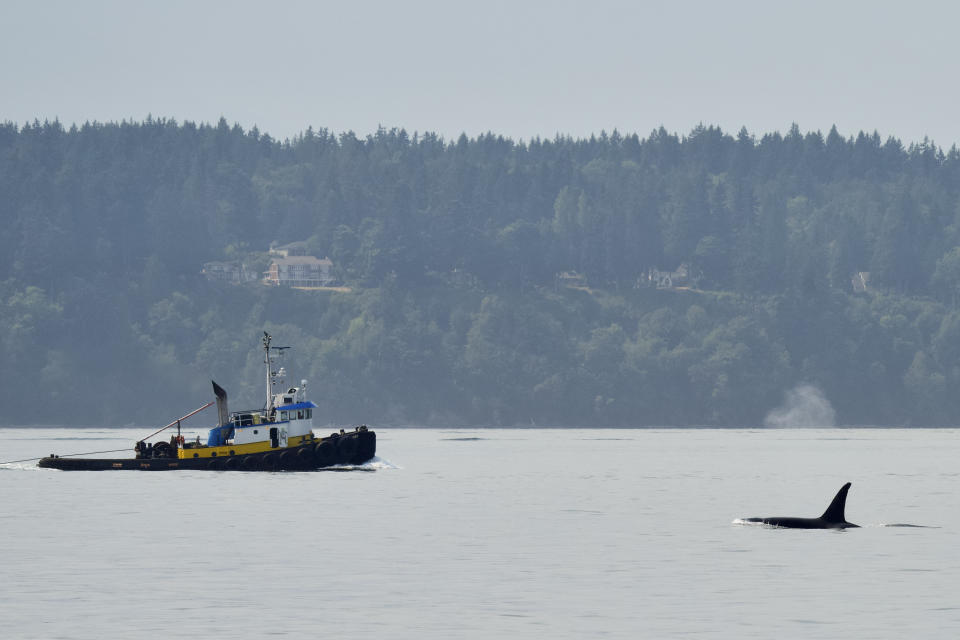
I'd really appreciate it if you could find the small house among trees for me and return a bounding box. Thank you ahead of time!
[265,255,334,287]
[557,271,587,289]
[646,264,699,289]
[264,240,336,287]
[851,271,870,293]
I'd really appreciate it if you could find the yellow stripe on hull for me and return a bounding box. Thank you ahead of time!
[177,434,314,459]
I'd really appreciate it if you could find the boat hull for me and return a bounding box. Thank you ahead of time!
[38,429,375,472]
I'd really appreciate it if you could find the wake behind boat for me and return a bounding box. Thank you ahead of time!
[38,333,375,471]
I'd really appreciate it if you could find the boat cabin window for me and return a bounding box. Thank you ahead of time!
[297,410,304,420]
[243,414,254,426]
[231,413,259,427]
[280,411,288,421]
[306,409,312,419]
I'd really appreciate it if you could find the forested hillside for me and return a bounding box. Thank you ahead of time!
[3,117,960,426]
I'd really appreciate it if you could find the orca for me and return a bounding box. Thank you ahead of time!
[742,482,859,529]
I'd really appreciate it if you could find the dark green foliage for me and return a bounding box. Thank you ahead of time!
[3,118,960,426]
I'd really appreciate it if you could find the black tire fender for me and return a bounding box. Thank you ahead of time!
[261,453,277,471]
[296,447,314,468]
[314,440,336,466]
[337,435,358,462]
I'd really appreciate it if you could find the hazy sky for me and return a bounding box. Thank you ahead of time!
[4,0,959,146]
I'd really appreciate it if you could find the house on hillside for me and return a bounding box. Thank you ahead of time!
[852,271,870,293]
[557,271,587,289]
[646,263,696,289]
[265,255,334,287]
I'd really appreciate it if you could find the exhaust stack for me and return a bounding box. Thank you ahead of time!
[212,381,229,426]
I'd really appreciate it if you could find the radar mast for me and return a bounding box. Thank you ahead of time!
[263,332,274,412]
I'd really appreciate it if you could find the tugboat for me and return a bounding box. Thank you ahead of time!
[38,333,376,471]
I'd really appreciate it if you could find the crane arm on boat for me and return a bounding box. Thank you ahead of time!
[139,401,215,442]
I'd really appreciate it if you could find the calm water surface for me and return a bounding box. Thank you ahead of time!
[1,427,958,638]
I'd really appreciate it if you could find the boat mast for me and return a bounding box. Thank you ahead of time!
[264,331,274,412]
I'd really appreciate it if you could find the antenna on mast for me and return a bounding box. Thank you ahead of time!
[264,331,274,412]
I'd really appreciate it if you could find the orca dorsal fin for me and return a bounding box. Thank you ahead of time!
[820,482,852,523]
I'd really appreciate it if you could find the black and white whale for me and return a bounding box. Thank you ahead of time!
[741,482,859,529]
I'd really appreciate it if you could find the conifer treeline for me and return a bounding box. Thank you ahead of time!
[2,118,960,426]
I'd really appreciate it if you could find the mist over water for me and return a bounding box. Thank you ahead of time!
[764,384,837,427]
